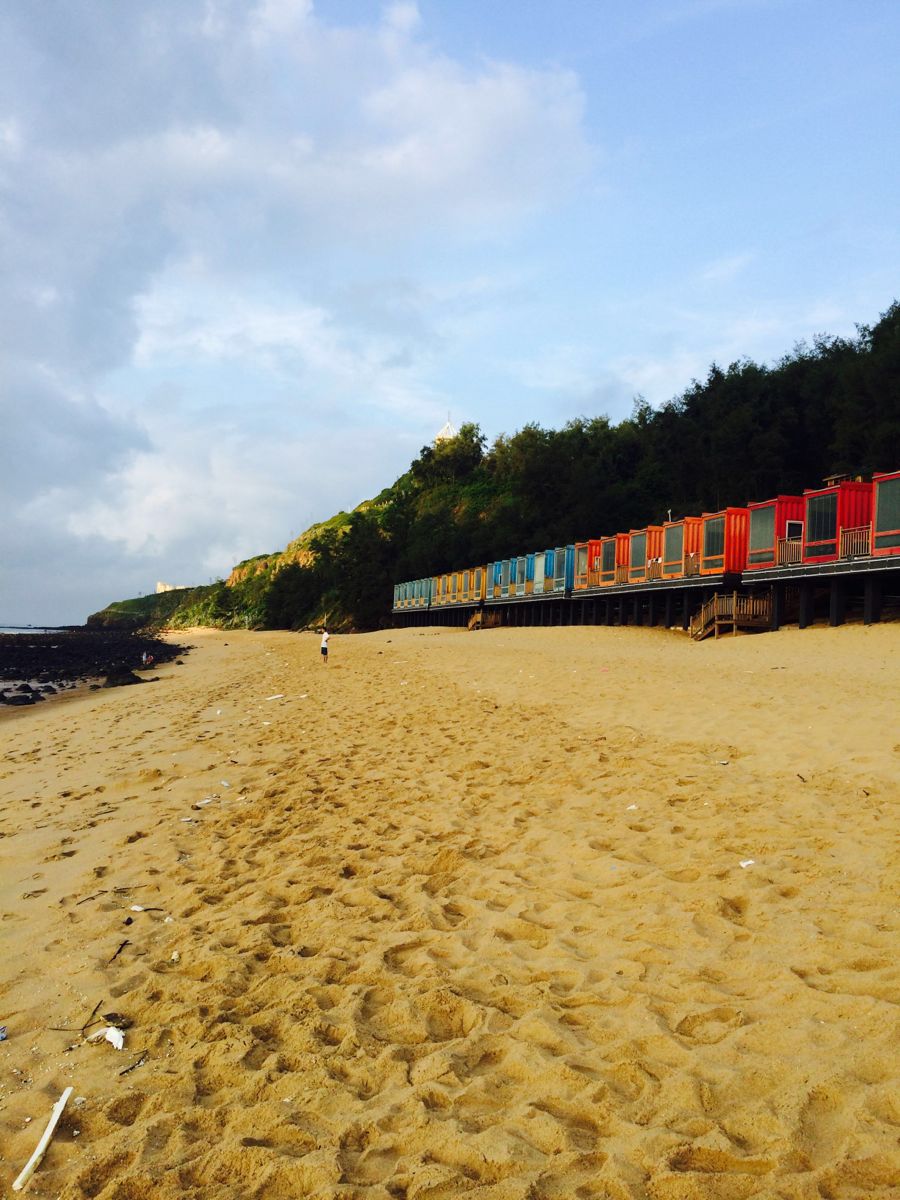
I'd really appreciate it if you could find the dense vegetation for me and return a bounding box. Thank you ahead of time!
[90,301,900,632]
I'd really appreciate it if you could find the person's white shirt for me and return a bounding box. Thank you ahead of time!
[321,631,330,649]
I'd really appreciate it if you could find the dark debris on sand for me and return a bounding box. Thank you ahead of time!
[0,630,191,705]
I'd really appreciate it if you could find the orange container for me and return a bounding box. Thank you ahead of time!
[574,540,601,591]
[627,525,663,583]
[594,533,629,586]
[699,508,750,575]
[661,516,702,579]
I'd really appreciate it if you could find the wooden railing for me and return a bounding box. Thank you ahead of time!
[777,537,802,565]
[614,565,628,583]
[840,526,871,558]
[647,560,663,580]
[684,556,700,576]
[691,591,773,640]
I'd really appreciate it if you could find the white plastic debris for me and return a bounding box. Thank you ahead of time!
[739,859,755,869]
[265,694,284,701]
[88,1026,125,1050]
[130,905,144,912]
[12,1086,73,1191]
[171,951,180,963]
[626,804,638,811]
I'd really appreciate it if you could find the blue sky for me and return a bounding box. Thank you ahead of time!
[1,0,898,623]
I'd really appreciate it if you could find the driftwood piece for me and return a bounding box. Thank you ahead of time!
[12,1086,73,1191]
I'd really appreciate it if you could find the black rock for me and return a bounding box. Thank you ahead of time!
[102,670,144,688]
[1,693,36,706]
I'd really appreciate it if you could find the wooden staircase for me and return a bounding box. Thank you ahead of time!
[690,591,772,641]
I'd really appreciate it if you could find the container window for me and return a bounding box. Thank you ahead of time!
[785,520,803,539]
[601,541,616,572]
[630,533,647,568]
[806,494,837,545]
[500,561,510,586]
[703,517,725,560]
[749,506,775,552]
[554,548,566,579]
[517,559,526,585]
[664,525,683,564]
[875,477,900,533]
[576,546,588,575]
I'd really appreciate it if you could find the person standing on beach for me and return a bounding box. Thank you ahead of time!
[320,627,330,665]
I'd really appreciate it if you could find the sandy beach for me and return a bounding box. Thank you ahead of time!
[0,623,897,1199]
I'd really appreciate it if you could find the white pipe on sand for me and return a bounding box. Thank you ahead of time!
[12,1085,74,1192]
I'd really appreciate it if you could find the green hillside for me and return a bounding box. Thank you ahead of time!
[89,301,900,633]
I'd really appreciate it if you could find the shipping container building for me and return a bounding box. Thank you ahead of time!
[660,517,702,580]
[574,540,603,591]
[699,508,750,575]
[802,481,873,564]
[745,496,805,570]
[870,471,900,557]
[524,552,536,595]
[514,555,527,596]
[594,533,629,586]
[545,545,575,593]
[628,526,663,584]
[533,550,547,595]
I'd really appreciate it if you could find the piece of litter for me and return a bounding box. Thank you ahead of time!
[299,693,308,699]
[197,797,214,806]
[88,1026,125,1050]
[0,1025,7,1042]
[739,859,755,869]
[180,817,194,823]
[220,780,230,787]
[12,1086,73,1192]
[717,761,730,766]
[625,804,638,811]
[164,916,174,924]
[265,694,284,701]
[170,951,180,963]
[216,709,222,715]
[130,905,144,912]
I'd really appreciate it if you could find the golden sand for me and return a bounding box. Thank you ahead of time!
[0,624,898,1199]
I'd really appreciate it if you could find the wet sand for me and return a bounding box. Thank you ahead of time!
[0,624,898,1199]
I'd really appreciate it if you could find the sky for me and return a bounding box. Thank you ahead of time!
[1,0,898,624]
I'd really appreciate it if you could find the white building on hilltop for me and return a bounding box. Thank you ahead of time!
[434,418,458,444]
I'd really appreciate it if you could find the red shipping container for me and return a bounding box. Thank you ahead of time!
[745,495,805,570]
[699,508,750,575]
[871,471,900,556]
[661,516,702,579]
[802,481,872,564]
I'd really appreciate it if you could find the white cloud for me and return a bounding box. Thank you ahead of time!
[0,0,592,622]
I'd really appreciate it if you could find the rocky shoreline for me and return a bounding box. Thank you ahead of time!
[0,629,190,706]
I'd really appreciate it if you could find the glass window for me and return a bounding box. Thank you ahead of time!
[703,517,725,559]
[630,533,647,568]
[749,506,775,551]
[664,525,683,564]
[875,477,900,533]
[806,494,837,544]
[602,540,616,572]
